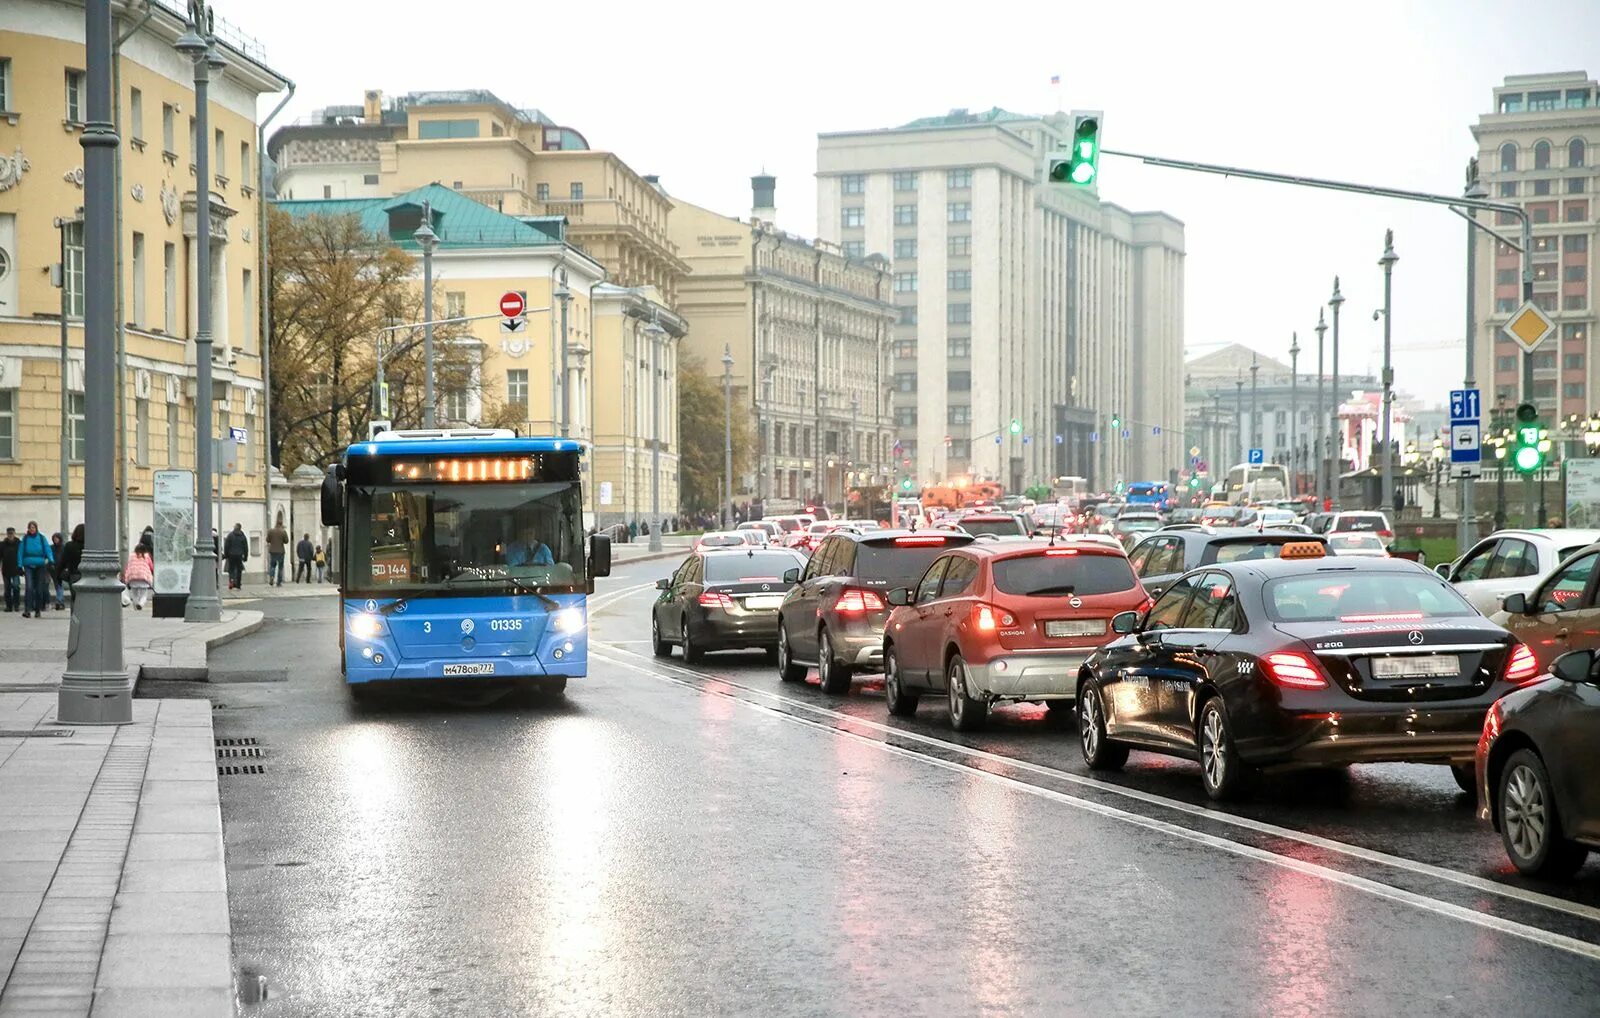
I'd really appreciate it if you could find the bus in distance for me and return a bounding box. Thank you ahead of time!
[320,429,611,699]
[1125,481,1171,511]
[1222,462,1290,504]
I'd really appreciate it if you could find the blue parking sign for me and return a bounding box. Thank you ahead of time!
[1248,448,1264,465]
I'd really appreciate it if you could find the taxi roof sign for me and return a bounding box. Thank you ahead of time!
[1503,300,1556,353]
[1279,541,1328,560]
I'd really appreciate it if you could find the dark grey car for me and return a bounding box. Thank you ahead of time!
[1127,527,1330,599]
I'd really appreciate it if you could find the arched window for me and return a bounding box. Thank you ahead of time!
[1535,140,1552,169]
[1500,142,1518,172]
[1571,138,1587,168]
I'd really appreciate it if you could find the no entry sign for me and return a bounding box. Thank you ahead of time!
[499,291,525,319]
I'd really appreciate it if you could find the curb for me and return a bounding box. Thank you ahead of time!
[138,610,265,681]
[613,547,691,567]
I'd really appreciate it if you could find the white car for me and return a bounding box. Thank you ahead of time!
[1255,508,1299,530]
[1326,532,1389,557]
[1440,528,1600,615]
[1321,511,1393,539]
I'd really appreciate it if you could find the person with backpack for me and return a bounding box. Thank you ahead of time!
[123,541,155,610]
[314,545,326,583]
[223,523,250,591]
[18,521,53,618]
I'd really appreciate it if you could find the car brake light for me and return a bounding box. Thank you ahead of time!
[697,591,736,609]
[1043,548,1079,556]
[973,603,1016,632]
[1262,651,1328,690]
[1504,643,1540,685]
[834,588,887,613]
[1377,529,1394,539]
[894,535,947,545]
[1338,612,1424,623]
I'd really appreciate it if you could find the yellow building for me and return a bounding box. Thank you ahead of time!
[268,90,688,303]
[590,283,683,528]
[0,0,287,545]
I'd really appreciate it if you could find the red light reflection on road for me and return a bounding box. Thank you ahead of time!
[1259,855,1337,1016]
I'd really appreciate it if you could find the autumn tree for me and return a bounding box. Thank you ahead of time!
[677,356,752,515]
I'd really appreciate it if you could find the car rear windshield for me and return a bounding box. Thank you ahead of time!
[991,553,1138,597]
[1116,518,1162,532]
[1207,538,1310,564]
[1335,514,1386,532]
[704,552,799,583]
[772,519,801,532]
[1264,572,1476,622]
[701,534,744,546]
[1330,534,1385,550]
[856,538,971,586]
[961,518,1025,537]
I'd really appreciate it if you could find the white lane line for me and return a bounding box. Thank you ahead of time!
[588,581,659,615]
[594,641,1600,931]
[589,646,1600,963]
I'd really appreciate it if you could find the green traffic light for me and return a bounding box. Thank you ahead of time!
[1110,415,1122,430]
[901,478,913,491]
[1009,419,1022,435]
[1066,112,1101,188]
[1513,444,1543,473]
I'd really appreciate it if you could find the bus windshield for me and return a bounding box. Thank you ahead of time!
[346,481,587,595]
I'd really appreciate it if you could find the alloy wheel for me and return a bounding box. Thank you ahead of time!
[1201,706,1226,790]
[947,661,965,724]
[1080,688,1100,758]
[1504,763,1548,862]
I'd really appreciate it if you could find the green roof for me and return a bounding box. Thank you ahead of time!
[275,184,562,250]
[899,106,1031,129]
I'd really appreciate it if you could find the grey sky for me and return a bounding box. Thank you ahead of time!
[242,0,1600,409]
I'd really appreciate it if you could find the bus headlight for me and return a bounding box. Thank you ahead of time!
[550,608,584,634]
[349,613,383,639]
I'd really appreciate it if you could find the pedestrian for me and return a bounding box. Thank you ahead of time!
[18,521,53,618]
[314,545,326,583]
[266,514,289,586]
[223,523,249,590]
[49,532,65,610]
[0,527,20,612]
[122,541,154,610]
[59,525,84,602]
[295,533,314,583]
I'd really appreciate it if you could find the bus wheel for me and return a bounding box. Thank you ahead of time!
[533,677,567,700]
[348,682,373,703]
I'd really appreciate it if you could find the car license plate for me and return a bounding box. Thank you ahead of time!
[1372,655,1459,679]
[743,595,784,610]
[442,662,495,676]
[1045,619,1106,638]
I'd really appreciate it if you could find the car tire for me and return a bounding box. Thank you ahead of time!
[1078,680,1127,770]
[817,629,853,694]
[1499,748,1589,879]
[1044,698,1076,728]
[946,655,987,732]
[1450,763,1476,795]
[776,623,806,683]
[1198,696,1251,802]
[681,618,703,664]
[651,614,671,658]
[884,645,918,717]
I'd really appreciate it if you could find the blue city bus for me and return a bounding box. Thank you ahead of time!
[1125,481,1171,511]
[320,429,611,698]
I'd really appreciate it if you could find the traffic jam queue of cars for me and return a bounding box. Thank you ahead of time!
[650,509,1600,880]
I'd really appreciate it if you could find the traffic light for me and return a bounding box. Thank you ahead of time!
[1189,475,1202,489]
[1512,402,1546,474]
[1009,418,1022,435]
[1046,111,1103,187]
[1110,413,1122,431]
[901,477,914,492]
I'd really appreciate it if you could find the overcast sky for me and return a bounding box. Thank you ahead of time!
[241,0,1600,408]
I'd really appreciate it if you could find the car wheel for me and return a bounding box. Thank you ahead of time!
[1044,698,1076,728]
[1078,680,1127,770]
[1198,696,1251,802]
[681,618,703,664]
[1450,763,1476,795]
[651,614,671,658]
[884,645,919,717]
[1499,748,1589,879]
[817,629,852,694]
[946,655,987,732]
[776,623,805,683]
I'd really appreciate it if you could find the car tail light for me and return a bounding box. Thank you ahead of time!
[834,588,887,613]
[894,535,947,545]
[1262,651,1329,690]
[698,591,736,609]
[973,603,1016,632]
[1504,643,1540,685]
[1377,529,1394,540]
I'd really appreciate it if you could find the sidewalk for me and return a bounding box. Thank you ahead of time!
[0,607,260,1016]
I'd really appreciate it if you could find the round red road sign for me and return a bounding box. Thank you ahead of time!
[499,291,525,318]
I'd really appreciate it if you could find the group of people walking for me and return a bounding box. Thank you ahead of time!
[222,516,328,590]
[0,523,77,617]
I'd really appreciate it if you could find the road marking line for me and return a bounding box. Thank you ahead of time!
[588,581,659,615]
[593,642,1600,932]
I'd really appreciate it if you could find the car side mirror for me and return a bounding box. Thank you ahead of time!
[886,587,912,607]
[1434,562,1452,579]
[1111,610,1140,635]
[1502,592,1528,615]
[588,533,612,579]
[1552,649,1594,684]
[783,568,800,584]
[654,577,670,591]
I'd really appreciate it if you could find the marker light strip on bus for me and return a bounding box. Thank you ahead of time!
[389,457,537,483]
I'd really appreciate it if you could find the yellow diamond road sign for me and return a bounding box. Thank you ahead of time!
[1504,300,1556,353]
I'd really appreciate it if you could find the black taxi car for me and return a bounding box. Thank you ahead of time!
[1077,545,1534,800]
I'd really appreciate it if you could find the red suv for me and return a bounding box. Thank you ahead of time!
[881,538,1150,731]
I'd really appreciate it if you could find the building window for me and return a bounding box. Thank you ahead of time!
[947,371,971,391]
[1536,236,1558,253]
[162,103,175,154]
[1569,90,1592,108]
[1566,235,1588,253]
[1534,380,1556,401]
[130,232,146,327]
[536,183,549,201]
[893,172,918,191]
[1535,350,1557,370]
[1569,177,1587,194]
[1499,142,1518,171]
[188,116,196,161]
[948,439,970,459]
[894,406,917,427]
[1495,268,1517,285]
[1495,297,1516,313]
[442,389,470,423]
[894,204,917,226]
[322,185,332,199]
[166,401,180,466]
[240,141,252,188]
[894,272,917,293]
[947,404,970,424]
[68,393,86,462]
[1499,94,1524,114]
[949,235,971,257]
[1566,382,1586,400]
[893,339,916,359]
[1533,206,1551,224]
[1529,92,1560,111]
[1535,140,1552,169]
[213,129,226,178]
[445,292,466,319]
[948,336,971,358]
[947,168,972,189]
[1496,355,1516,372]
[62,221,85,318]
[842,174,865,195]
[1572,139,1588,168]
[894,238,917,259]
[1565,295,1587,311]
[1565,353,1584,370]
[1498,181,1517,197]
[842,206,864,228]
[128,86,142,142]
[242,268,254,352]
[842,241,864,258]
[1566,200,1588,222]
[0,391,13,459]
[163,242,176,333]
[570,182,584,200]
[948,303,971,324]
[1566,265,1588,282]
[65,69,84,122]
[898,305,917,326]
[135,398,149,466]
[895,373,916,393]
[947,202,972,223]
[417,119,479,139]
[1534,179,1551,196]
[506,369,529,413]
[947,270,971,291]
[1563,323,1588,342]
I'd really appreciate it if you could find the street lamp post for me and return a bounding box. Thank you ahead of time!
[1249,352,1260,459]
[54,215,82,539]
[1288,332,1300,495]
[1314,309,1327,508]
[722,344,734,528]
[414,201,437,429]
[645,318,665,552]
[556,269,571,437]
[1234,373,1245,464]
[1328,277,1345,511]
[178,9,222,624]
[1461,168,1487,548]
[60,0,130,723]
[1378,230,1398,514]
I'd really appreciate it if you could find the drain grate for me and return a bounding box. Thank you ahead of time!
[218,764,265,776]
[215,737,259,747]
[216,746,263,758]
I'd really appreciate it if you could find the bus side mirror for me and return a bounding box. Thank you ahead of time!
[589,533,612,579]
[320,469,343,527]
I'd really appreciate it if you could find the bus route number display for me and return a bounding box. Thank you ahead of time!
[390,457,536,483]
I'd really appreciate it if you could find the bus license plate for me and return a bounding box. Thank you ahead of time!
[442,662,496,676]
[1373,655,1458,679]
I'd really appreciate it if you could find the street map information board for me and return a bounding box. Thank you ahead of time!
[1566,460,1600,529]
[152,469,195,595]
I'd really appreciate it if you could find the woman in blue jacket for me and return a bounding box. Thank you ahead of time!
[18,521,53,618]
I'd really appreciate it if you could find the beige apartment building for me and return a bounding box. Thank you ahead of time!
[0,0,287,543]
[668,178,896,510]
[1471,72,1599,419]
[817,108,1185,491]
[268,90,688,304]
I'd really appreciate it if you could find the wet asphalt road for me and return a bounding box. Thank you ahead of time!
[173,557,1600,1016]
